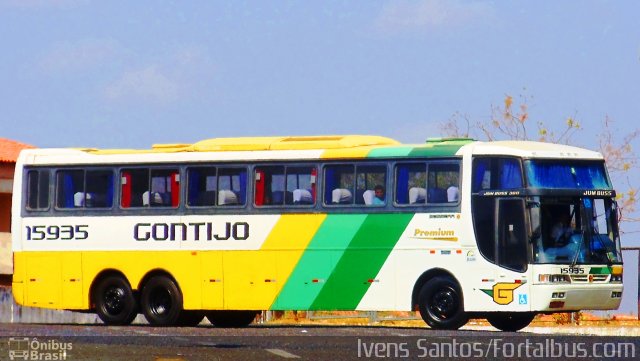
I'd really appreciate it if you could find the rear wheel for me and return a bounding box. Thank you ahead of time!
[141,276,183,326]
[93,275,138,326]
[487,312,536,332]
[206,310,258,327]
[418,276,468,330]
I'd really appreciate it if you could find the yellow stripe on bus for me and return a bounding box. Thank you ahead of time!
[320,146,376,159]
[223,214,326,310]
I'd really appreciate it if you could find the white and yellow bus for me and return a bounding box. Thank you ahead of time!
[11,135,623,331]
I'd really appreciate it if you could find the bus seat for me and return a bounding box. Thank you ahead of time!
[142,191,166,206]
[447,185,459,202]
[195,191,216,206]
[428,188,447,203]
[362,190,375,205]
[271,190,284,204]
[218,189,238,205]
[293,189,313,204]
[332,188,352,204]
[409,187,426,204]
[74,192,85,207]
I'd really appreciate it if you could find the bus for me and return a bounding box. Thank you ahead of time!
[11,135,624,331]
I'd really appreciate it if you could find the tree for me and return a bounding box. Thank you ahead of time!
[441,92,639,226]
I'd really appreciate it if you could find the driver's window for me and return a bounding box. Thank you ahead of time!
[592,199,609,235]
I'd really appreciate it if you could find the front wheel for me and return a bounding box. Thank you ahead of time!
[487,312,536,332]
[140,276,183,326]
[93,275,138,326]
[418,276,468,330]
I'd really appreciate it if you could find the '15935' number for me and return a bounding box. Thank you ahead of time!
[25,225,89,241]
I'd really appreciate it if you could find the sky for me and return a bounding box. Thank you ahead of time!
[1,1,639,314]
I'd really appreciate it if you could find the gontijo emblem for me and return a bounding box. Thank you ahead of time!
[481,282,525,305]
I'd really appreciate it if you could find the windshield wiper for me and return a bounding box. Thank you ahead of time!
[570,230,585,267]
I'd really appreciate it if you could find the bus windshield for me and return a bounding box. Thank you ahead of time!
[530,196,622,264]
[525,160,611,189]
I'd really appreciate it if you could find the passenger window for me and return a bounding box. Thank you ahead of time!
[217,168,247,206]
[121,168,179,208]
[472,157,522,192]
[396,162,459,205]
[255,166,316,206]
[85,170,114,208]
[56,170,113,209]
[56,170,83,208]
[324,165,355,205]
[395,163,427,205]
[187,167,217,207]
[121,169,147,208]
[26,169,50,210]
[287,167,316,205]
[357,165,386,206]
[324,164,386,206]
[428,163,459,203]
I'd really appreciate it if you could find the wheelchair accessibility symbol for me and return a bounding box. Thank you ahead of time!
[518,294,528,305]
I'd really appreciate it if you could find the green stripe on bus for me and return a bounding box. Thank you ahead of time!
[309,213,414,310]
[407,144,465,158]
[271,214,368,310]
[589,267,611,275]
[366,147,414,158]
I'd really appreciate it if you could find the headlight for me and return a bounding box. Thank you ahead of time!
[538,274,571,283]
[609,274,623,283]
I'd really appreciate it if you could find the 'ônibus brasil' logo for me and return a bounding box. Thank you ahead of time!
[481,282,524,305]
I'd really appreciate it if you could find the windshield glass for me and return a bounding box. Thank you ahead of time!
[525,160,611,189]
[531,196,622,264]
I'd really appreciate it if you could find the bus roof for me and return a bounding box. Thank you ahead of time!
[469,140,604,160]
[74,135,474,159]
[16,136,604,165]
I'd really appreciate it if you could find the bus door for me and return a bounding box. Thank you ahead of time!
[493,198,531,310]
[496,198,528,272]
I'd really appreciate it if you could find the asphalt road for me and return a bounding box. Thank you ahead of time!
[1,323,639,361]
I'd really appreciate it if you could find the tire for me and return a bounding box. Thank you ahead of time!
[206,310,258,327]
[418,276,468,330]
[140,276,183,326]
[93,275,138,326]
[177,311,205,327]
[487,312,536,332]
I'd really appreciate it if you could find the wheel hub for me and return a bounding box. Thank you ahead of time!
[104,287,125,314]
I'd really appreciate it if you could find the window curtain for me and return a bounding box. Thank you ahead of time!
[396,166,409,204]
[499,159,523,189]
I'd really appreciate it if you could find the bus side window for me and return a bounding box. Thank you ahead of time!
[472,157,522,192]
[218,167,247,206]
[85,170,114,208]
[324,165,354,205]
[187,167,217,207]
[254,166,285,206]
[395,163,426,205]
[26,169,50,210]
[121,169,148,208]
[148,169,180,207]
[427,163,459,204]
[286,166,315,205]
[356,165,386,206]
[56,170,83,209]
[255,165,315,207]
